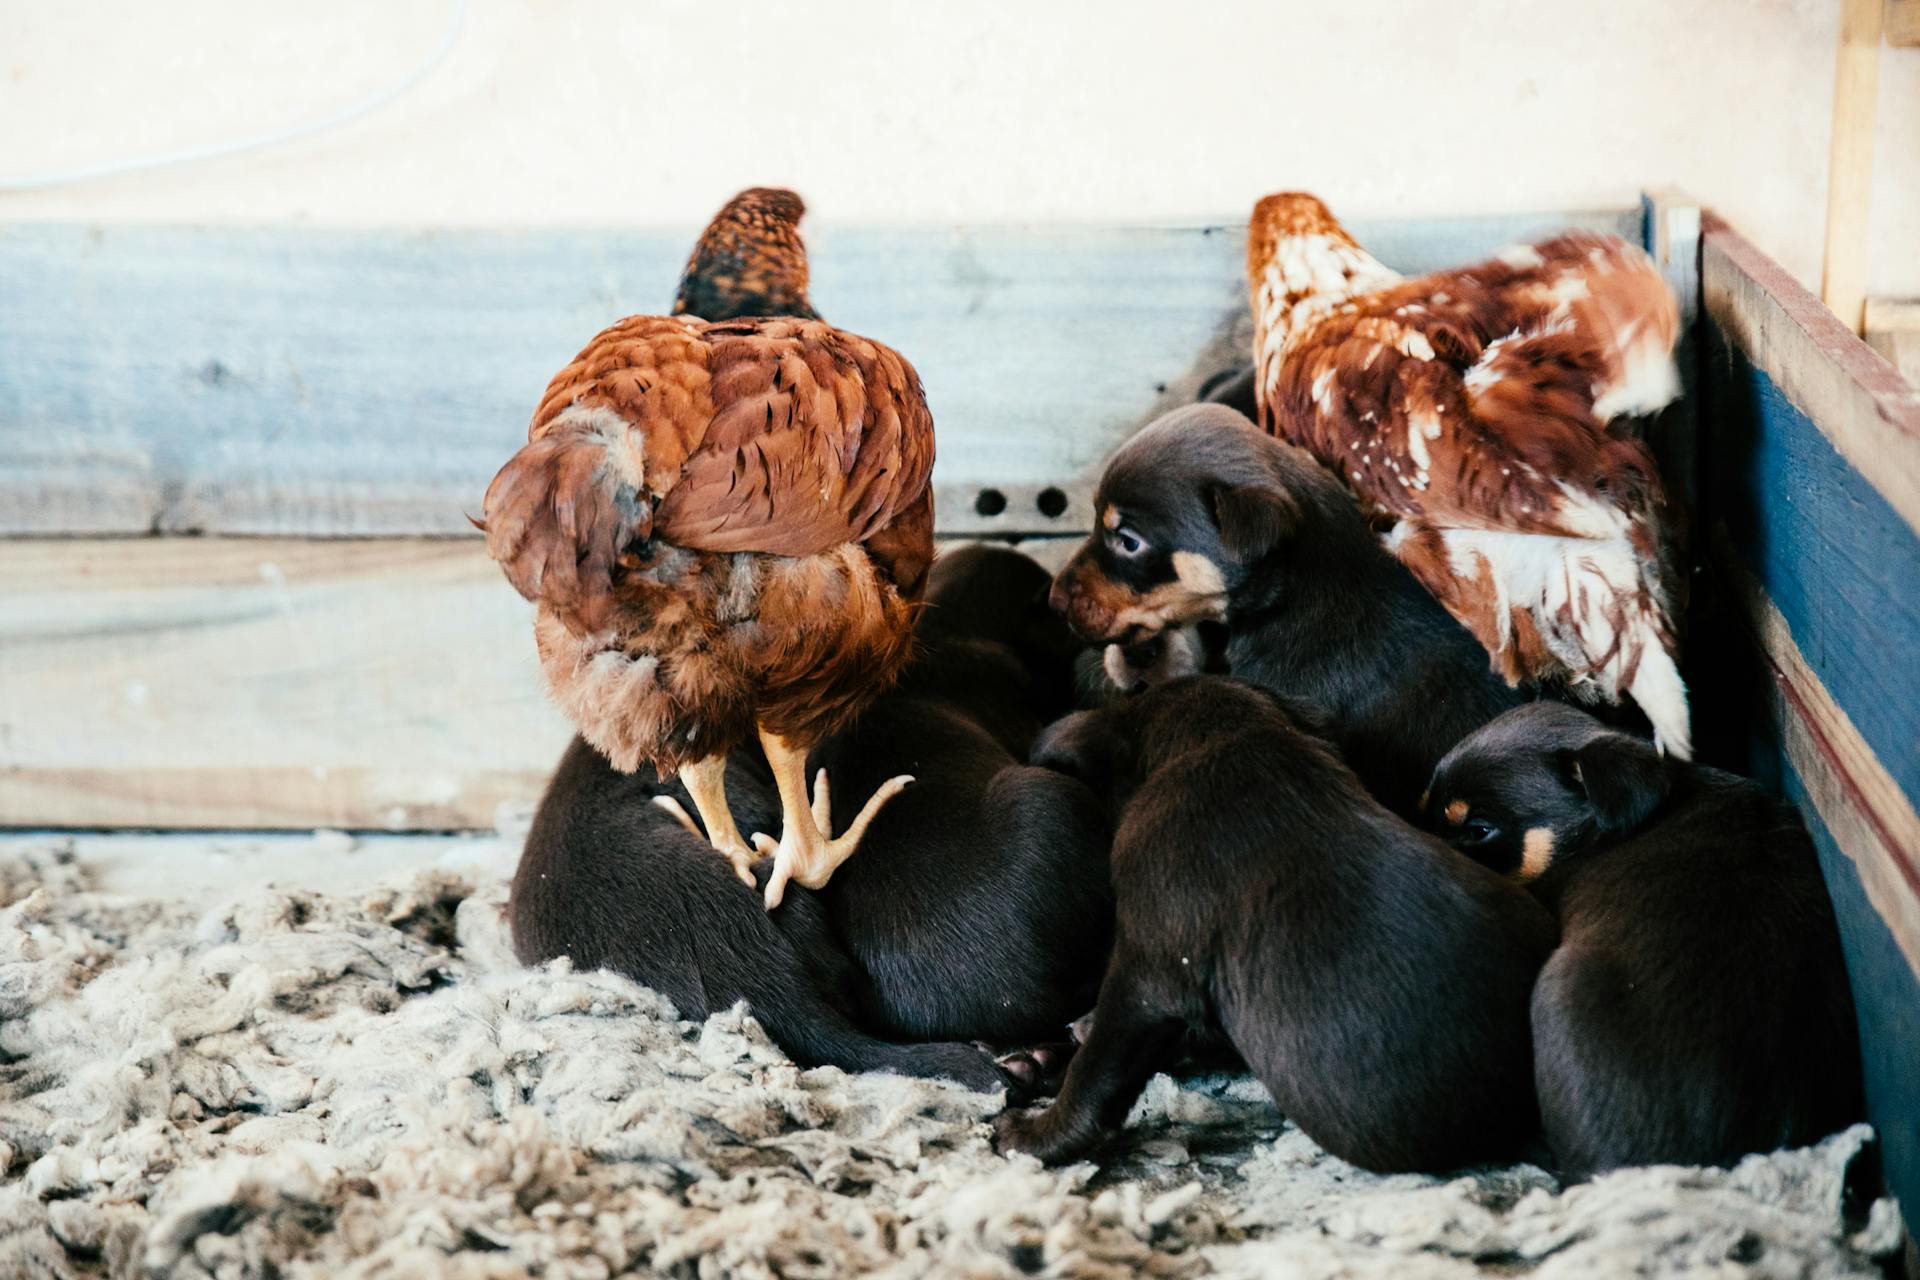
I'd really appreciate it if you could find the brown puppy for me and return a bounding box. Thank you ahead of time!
[1049,405,1523,818]
[1425,703,1863,1177]
[996,676,1556,1172]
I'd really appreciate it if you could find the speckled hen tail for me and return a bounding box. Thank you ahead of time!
[478,410,650,636]
[1390,521,1692,759]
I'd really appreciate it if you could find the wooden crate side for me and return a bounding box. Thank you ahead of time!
[1696,217,1920,1225]
[0,210,1640,540]
[0,535,1082,830]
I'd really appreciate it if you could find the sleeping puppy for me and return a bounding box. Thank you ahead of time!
[511,741,1010,1092]
[511,544,1109,1090]
[804,543,1114,1048]
[996,676,1556,1172]
[1425,703,1863,1177]
[1048,404,1523,818]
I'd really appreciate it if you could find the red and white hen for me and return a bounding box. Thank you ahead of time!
[1247,192,1689,756]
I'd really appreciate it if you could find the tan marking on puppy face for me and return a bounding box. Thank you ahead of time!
[1171,551,1226,598]
[1517,827,1556,882]
[1101,506,1121,531]
[1108,577,1228,636]
[1443,799,1470,826]
[1058,545,1228,644]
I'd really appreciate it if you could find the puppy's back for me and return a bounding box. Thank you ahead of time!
[1531,768,1861,1175]
[1113,688,1554,1171]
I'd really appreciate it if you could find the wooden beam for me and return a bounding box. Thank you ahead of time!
[1887,0,1920,47]
[1820,0,1884,334]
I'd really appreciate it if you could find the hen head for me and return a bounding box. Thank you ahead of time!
[672,186,819,322]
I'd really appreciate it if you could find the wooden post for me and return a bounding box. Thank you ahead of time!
[1887,0,1920,47]
[1821,0,1884,335]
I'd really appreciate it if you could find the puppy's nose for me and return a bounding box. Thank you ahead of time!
[1047,576,1073,616]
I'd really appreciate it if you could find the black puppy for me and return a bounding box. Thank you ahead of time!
[804,544,1114,1048]
[511,544,1109,1089]
[996,676,1556,1172]
[1049,404,1523,818]
[1425,702,1863,1177]
[511,740,1008,1090]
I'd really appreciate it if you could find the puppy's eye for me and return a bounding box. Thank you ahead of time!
[1108,526,1148,557]
[1459,818,1500,846]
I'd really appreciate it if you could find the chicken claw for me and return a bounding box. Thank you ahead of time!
[755,730,912,909]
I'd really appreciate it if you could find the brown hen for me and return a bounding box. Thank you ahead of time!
[1247,192,1689,757]
[483,313,935,907]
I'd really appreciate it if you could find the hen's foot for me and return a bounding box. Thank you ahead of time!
[652,795,758,887]
[753,766,912,909]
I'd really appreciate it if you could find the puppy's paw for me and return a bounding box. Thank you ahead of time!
[994,1041,1077,1095]
[992,1106,1049,1157]
[1067,1011,1095,1045]
[903,1043,1017,1096]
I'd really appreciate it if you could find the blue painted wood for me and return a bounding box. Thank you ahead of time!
[1699,322,1920,801]
[1786,764,1920,1231]
[0,209,1641,537]
[1695,285,1920,1231]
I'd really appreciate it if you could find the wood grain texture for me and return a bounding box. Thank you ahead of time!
[1890,0,1920,45]
[1703,218,1920,536]
[1694,239,1920,1228]
[0,211,1641,539]
[1820,0,1883,334]
[1727,556,1920,977]
[1697,308,1920,803]
[0,539,572,829]
[1643,190,1703,513]
[1865,297,1920,384]
[0,535,1079,830]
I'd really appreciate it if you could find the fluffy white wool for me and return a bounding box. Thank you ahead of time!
[0,839,1900,1278]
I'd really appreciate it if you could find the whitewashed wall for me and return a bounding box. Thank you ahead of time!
[2,0,1915,296]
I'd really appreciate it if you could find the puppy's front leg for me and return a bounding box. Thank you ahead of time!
[993,961,1185,1165]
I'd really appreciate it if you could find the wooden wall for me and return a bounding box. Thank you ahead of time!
[0,207,1641,830]
[1692,215,1920,1230]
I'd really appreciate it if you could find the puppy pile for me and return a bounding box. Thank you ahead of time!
[493,188,1868,1192]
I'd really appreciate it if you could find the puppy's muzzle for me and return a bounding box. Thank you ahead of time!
[1050,549,1130,644]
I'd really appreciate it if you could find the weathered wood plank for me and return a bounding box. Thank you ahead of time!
[1865,297,1920,385]
[1695,225,1920,1229]
[1703,219,1920,536]
[1725,556,1920,976]
[1642,190,1703,521]
[0,535,1081,830]
[0,538,571,828]
[1890,0,1920,45]
[1820,0,1884,334]
[1696,302,1920,801]
[0,210,1641,539]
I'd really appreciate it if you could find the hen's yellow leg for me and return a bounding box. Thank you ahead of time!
[753,728,912,910]
[675,755,757,888]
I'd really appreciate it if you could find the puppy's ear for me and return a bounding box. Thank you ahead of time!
[1032,709,1122,788]
[1556,734,1670,837]
[1207,482,1298,563]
